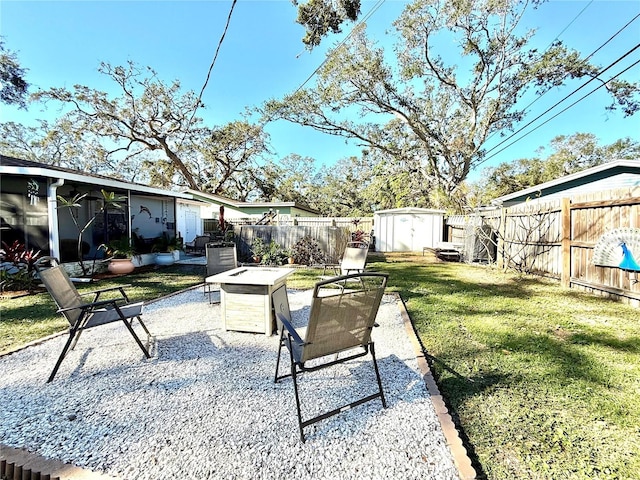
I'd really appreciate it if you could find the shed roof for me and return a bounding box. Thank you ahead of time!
[374,207,446,215]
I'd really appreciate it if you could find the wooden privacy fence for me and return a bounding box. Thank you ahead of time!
[455,187,640,306]
[236,225,354,264]
[204,216,373,232]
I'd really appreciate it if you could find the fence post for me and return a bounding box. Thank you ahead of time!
[497,208,506,269]
[561,197,571,288]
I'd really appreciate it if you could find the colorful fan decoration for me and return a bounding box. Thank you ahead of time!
[593,228,640,272]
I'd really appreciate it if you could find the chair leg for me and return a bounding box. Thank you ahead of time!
[370,342,387,408]
[119,317,151,358]
[48,331,77,383]
[289,349,306,443]
[135,316,152,338]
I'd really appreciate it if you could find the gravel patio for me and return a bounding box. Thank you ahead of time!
[0,286,469,479]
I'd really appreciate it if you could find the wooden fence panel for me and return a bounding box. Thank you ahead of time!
[568,187,640,305]
[237,225,352,263]
[456,187,640,305]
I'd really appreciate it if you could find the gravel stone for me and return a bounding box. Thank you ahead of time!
[0,287,459,480]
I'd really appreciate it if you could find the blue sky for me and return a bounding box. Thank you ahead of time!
[1,0,639,181]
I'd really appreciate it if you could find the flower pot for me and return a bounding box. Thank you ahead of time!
[155,252,176,266]
[108,258,135,275]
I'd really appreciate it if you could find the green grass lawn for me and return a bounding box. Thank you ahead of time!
[368,254,640,480]
[0,264,206,353]
[2,257,638,479]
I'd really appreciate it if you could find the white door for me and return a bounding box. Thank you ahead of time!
[393,214,413,251]
[184,211,198,241]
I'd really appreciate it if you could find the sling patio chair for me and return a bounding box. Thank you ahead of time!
[319,242,369,288]
[35,257,152,382]
[272,272,389,442]
[204,244,238,303]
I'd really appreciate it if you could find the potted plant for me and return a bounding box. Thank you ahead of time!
[101,238,139,275]
[250,237,266,263]
[286,249,295,265]
[152,233,181,266]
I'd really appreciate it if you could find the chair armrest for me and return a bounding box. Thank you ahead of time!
[277,313,305,346]
[81,284,132,302]
[80,284,131,296]
[57,298,118,314]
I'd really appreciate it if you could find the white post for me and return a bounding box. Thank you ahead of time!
[47,178,65,260]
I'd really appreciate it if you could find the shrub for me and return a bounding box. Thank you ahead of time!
[0,240,42,292]
[262,240,289,266]
[291,236,326,266]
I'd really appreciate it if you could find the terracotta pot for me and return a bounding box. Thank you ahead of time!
[108,258,135,275]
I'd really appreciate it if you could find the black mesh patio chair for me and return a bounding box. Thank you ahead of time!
[204,244,237,303]
[35,257,152,382]
[272,272,388,442]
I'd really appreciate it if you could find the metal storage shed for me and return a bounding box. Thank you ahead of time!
[373,207,445,252]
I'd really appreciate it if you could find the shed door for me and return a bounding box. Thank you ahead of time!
[393,214,413,251]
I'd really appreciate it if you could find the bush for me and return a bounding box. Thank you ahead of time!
[0,240,42,292]
[291,236,325,266]
[262,240,289,266]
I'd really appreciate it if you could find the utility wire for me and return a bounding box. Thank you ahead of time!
[481,58,640,164]
[482,1,595,145]
[183,0,238,138]
[509,11,640,128]
[483,42,640,157]
[293,0,386,94]
[261,0,385,125]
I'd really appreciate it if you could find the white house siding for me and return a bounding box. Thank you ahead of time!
[374,208,445,252]
[130,195,175,241]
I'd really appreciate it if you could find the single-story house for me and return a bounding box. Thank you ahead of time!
[0,156,205,262]
[492,159,640,207]
[184,189,321,224]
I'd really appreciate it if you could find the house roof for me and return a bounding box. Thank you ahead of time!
[1,155,193,199]
[492,159,640,205]
[183,188,321,215]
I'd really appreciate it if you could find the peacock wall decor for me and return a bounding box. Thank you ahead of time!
[593,227,640,272]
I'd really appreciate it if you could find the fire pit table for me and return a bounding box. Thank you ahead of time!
[205,266,295,335]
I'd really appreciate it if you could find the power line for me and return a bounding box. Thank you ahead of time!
[293,0,386,94]
[483,42,640,157]
[480,57,640,164]
[184,0,238,137]
[484,8,639,146]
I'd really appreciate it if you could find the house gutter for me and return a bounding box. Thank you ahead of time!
[47,178,64,260]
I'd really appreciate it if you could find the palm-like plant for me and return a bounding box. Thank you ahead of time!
[57,189,126,276]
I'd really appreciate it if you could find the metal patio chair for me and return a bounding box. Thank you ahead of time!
[319,243,369,288]
[35,257,152,382]
[272,272,388,442]
[204,244,237,303]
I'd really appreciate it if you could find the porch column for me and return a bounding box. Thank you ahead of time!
[47,178,64,260]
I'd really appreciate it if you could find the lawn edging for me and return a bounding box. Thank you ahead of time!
[392,292,477,480]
